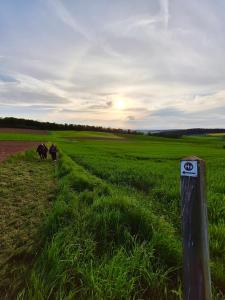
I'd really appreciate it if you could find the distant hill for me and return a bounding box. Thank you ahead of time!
[148,128,225,138]
[0,117,140,135]
[1,117,224,137]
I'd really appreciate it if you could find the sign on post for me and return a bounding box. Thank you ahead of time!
[181,160,198,177]
[180,156,212,300]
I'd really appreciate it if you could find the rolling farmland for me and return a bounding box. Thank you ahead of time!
[0,129,225,299]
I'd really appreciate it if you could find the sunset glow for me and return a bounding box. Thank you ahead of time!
[114,99,126,110]
[1,1,225,129]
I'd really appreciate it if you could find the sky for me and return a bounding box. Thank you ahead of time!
[1,0,225,129]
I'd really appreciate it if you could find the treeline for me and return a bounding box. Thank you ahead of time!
[0,117,140,134]
[149,128,225,138]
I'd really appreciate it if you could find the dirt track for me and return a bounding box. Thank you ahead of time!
[0,141,39,162]
[0,128,48,134]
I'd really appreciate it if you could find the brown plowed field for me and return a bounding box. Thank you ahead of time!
[0,141,39,162]
[0,128,48,134]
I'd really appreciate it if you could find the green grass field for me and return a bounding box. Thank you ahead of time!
[0,130,225,299]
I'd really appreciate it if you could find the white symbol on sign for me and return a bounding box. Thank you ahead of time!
[181,161,198,177]
[184,162,194,172]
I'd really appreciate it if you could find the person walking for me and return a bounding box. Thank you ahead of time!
[43,143,48,159]
[36,144,45,159]
[49,144,57,161]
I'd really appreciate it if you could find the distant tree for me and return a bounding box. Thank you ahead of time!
[1,117,225,136]
[0,117,139,135]
[150,128,225,138]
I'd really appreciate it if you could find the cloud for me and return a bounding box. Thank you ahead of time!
[127,115,136,121]
[106,0,170,34]
[0,88,67,105]
[151,107,185,117]
[87,101,113,110]
[0,74,70,105]
[107,14,163,34]
[1,0,225,128]
[160,0,169,29]
[47,0,91,41]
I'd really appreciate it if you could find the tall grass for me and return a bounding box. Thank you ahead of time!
[22,152,182,299]
[58,134,225,299]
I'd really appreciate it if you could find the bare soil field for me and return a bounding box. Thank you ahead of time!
[0,128,48,134]
[0,141,39,162]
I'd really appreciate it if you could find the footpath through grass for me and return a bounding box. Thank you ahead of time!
[0,152,56,299]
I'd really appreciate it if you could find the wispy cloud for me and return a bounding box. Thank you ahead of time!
[160,0,169,29]
[47,0,92,41]
[0,73,70,105]
[87,101,113,110]
[127,115,136,121]
[107,14,163,34]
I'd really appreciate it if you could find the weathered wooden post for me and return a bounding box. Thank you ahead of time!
[181,156,212,300]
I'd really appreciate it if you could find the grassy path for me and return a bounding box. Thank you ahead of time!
[0,152,56,299]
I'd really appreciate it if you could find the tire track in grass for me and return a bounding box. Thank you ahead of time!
[0,152,56,299]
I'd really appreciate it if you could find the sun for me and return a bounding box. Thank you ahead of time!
[114,99,126,110]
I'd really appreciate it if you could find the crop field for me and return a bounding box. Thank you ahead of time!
[209,133,225,139]
[0,141,39,162]
[0,129,225,299]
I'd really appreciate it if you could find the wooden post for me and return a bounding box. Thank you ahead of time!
[181,156,212,300]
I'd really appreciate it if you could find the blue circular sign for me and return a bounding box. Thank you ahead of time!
[184,162,194,171]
